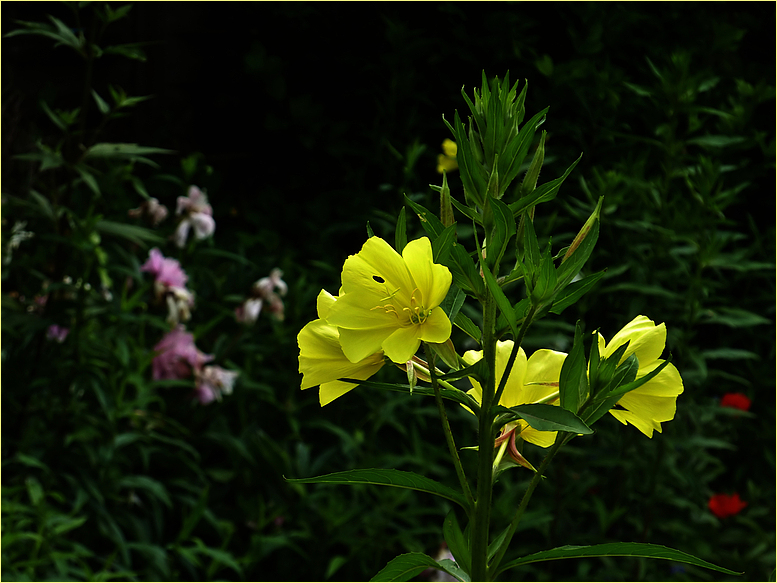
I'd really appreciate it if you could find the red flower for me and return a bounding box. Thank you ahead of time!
[708,493,747,518]
[720,392,751,411]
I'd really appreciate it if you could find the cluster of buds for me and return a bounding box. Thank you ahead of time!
[140,248,195,325]
[152,325,238,405]
[174,186,215,248]
[236,268,287,324]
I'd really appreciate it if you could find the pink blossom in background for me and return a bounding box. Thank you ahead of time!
[152,325,212,380]
[174,186,215,248]
[254,268,288,297]
[128,198,169,226]
[194,365,239,404]
[46,324,69,343]
[141,248,188,290]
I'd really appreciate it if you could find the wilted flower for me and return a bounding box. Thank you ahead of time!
[437,139,458,174]
[298,290,385,406]
[720,392,751,412]
[325,236,452,364]
[128,198,169,226]
[236,268,287,323]
[152,325,212,381]
[195,365,239,404]
[46,324,69,343]
[708,493,747,518]
[174,186,215,248]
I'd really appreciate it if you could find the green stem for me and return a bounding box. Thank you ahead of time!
[494,305,537,406]
[470,290,498,582]
[424,344,475,513]
[487,437,564,579]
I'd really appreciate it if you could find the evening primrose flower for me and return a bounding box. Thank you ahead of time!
[463,340,567,449]
[298,290,385,406]
[437,139,458,174]
[325,237,452,364]
[598,315,684,438]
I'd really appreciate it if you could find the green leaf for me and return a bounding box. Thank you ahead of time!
[558,321,587,414]
[440,285,466,323]
[496,542,742,576]
[486,197,516,269]
[74,164,101,196]
[370,553,445,582]
[40,99,67,130]
[549,270,606,315]
[686,135,748,149]
[286,469,469,510]
[395,206,407,253]
[118,475,172,508]
[337,377,479,411]
[103,43,148,62]
[700,307,771,328]
[701,348,759,361]
[433,223,458,265]
[91,89,111,114]
[449,242,485,299]
[503,403,592,434]
[509,153,582,216]
[443,510,472,575]
[84,142,174,160]
[404,194,445,239]
[520,130,546,196]
[454,312,482,344]
[482,262,518,338]
[96,220,164,247]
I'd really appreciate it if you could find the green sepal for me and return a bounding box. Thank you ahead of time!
[395,206,407,253]
[443,510,472,575]
[440,171,455,227]
[366,221,375,238]
[558,321,588,414]
[495,403,593,435]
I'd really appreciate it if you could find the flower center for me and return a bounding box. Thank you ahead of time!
[371,285,432,325]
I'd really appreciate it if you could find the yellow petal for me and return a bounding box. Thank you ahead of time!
[442,139,457,158]
[341,237,414,303]
[403,237,452,309]
[297,319,384,390]
[382,325,423,363]
[337,325,395,363]
[316,289,337,319]
[603,315,666,366]
[418,308,452,344]
[519,423,557,448]
[522,349,566,405]
[494,340,528,408]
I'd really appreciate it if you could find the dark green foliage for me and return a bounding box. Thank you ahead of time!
[2,2,773,581]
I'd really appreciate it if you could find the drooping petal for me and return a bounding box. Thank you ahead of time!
[316,289,337,319]
[297,319,384,398]
[337,325,395,363]
[494,340,528,408]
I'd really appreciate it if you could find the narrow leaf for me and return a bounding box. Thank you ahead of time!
[505,403,592,434]
[286,469,469,510]
[443,510,472,575]
[497,542,742,576]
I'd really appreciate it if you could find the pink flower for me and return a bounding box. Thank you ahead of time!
[173,186,216,248]
[46,324,69,343]
[720,392,752,412]
[152,325,212,381]
[235,298,263,324]
[708,493,747,518]
[140,248,195,325]
[141,248,188,290]
[194,365,239,404]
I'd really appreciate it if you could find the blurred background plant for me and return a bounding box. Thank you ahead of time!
[2,2,773,581]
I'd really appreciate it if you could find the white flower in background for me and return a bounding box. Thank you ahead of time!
[236,268,288,323]
[195,365,239,404]
[174,186,215,248]
[128,198,169,226]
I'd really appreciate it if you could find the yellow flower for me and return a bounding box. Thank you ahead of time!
[437,139,458,173]
[463,340,567,448]
[598,315,684,438]
[298,290,385,406]
[326,236,452,364]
